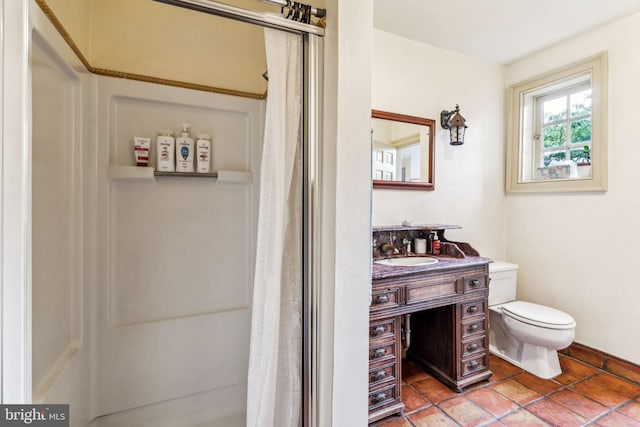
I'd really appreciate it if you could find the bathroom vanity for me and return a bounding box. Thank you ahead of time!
[368,225,492,424]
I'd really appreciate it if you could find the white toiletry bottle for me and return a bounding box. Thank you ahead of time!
[156,129,175,172]
[175,124,194,173]
[196,134,211,173]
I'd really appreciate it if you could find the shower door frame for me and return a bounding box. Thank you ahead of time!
[154,2,325,426]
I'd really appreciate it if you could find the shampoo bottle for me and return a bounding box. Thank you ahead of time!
[196,134,211,173]
[156,130,175,172]
[175,124,194,173]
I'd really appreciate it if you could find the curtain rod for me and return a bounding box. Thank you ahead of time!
[259,0,326,19]
[153,0,325,36]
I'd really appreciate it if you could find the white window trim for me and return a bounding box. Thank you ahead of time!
[506,52,608,193]
[534,81,591,168]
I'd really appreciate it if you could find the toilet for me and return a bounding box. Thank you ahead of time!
[488,261,576,379]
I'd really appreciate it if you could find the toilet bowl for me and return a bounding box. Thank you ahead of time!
[488,262,576,379]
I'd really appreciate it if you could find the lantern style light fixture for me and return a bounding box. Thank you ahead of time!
[441,104,468,145]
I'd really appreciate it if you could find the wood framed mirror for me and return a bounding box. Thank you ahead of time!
[372,110,435,190]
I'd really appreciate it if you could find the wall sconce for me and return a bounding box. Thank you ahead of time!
[440,104,468,145]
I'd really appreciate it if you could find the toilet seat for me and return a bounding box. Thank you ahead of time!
[501,301,576,330]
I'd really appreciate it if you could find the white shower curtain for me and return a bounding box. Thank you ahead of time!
[247,28,302,427]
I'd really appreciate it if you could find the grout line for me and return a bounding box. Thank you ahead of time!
[392,357,640,427]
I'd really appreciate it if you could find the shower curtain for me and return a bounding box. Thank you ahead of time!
[247,28,302,427]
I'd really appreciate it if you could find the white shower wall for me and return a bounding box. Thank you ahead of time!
[92,77,263,423]
[31,7,265,424]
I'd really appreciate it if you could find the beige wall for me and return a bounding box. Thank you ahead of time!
[89,0,271,94]
[505,12,640,365]
[41,0,292,95]
[43,0,91,55]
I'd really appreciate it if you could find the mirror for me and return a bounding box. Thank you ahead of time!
[371,110,435,190]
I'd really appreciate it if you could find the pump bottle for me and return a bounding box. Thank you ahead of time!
[175,124,195,172]
[431,232,440,255]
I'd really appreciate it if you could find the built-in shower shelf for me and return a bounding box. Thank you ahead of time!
[108,166,155,181]
[108,166,251,183]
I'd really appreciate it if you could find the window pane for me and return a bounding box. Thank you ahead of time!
[543,150,566,166]
[570,118,591,144]
[570,89,592,117]
[543,124,566,148]
[543,96,567,123]
[570,145,591,163]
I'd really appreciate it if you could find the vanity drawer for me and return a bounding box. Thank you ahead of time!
[368,382,398,410]
[461,300,486,319]
[461,318,486,338]
[461,353,488,377]
[368,362,397,388]
[370,288,400,312]
[369,318,397,341]
[369,341,396,365]
[463,275,488,293]
[461,336,486,358]
[406,279,457,305]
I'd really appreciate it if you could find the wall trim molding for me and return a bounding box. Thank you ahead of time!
[34,0,267,100]
[562,342,640,385]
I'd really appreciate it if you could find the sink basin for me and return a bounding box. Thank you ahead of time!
[374,257,439,267]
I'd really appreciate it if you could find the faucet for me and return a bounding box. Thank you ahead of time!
[380,243,398,257]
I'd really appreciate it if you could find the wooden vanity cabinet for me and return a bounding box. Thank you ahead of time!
[369,263,492,423]
[367,317,404,423]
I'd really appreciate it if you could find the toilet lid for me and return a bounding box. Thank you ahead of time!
[502,301,576,329]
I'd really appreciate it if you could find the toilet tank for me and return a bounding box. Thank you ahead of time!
[488,261,519,306]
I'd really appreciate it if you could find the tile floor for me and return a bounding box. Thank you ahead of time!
[373,355,640,427]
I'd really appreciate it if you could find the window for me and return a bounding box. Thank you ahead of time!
[506,53,607,193]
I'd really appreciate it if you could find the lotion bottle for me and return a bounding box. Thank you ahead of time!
[156,130,175,172]
[196,134,211,173]
[175,124,194,173]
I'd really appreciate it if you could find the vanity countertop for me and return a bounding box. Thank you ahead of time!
[372,255,492,281]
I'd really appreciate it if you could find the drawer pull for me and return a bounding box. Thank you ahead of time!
[467,343,479,352]
[372,370,386,381]
[372,392,387,403]
[468,360,480,370]
[467,305,479,314]
[372,348,386,358]
[374,294,389,304]
[470,279,480,287]
[468,324,479,333]
[371,326,386,336]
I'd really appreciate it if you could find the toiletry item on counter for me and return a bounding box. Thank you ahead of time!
[196,134,211,173]
[133,137,151,166]
[156,130,175,172]
[415,238,427,254]
[430,232,440,255]
[175,124,194,173]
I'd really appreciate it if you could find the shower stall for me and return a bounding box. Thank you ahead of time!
[25,0,324,425]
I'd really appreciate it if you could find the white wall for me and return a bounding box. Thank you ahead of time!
[504,12,640,365]
[372,30,506,260]
[29,5,91,423]
[320,1,372,425]
[91,76,262,424]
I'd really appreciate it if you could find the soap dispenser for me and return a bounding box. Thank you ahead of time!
[175,124,195,172]
[431,232,440,255]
